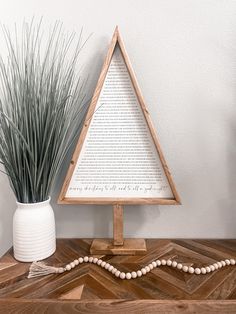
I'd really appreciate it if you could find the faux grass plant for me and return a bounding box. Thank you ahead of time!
[0,20,89,203]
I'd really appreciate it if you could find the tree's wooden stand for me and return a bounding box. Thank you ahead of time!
[90,205,147,255]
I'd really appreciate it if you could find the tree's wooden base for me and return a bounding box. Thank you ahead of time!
[90,238,147,255]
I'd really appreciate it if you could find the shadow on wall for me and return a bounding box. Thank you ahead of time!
[223,118,236,237]
[124,205,160,238]
[0,173,16,257]
[53,147,147,239]
[82,36,109,92]
[53,154,114,238]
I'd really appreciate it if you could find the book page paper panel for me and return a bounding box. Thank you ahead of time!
[66,45,173,198]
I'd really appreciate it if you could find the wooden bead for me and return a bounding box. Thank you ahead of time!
[152,261,157,268]
[97,259,102,266]
[177,263,182,270]
[225,259,230,266]
[194,268,201,275]
[108,265,114,272]
[137,270,142,277]
[131,271,137,279]
[172,261,177,268]
[141,268,146,275]
[182,265,188,272]
[167,260,172,266]
[210,265,215,272]
[101,261,106,268]
[74,259,79,266]
[148,264,154,270]
[105,263,110,270]
[161,259,167,266]
[126,273,132,280]
[188,267,194,274]
[205,266,211,273]
[115,270,120,277]
[230,259,236,265]
[120,272,126,279]
[65,264,71,271]
[145,266,150,272]
[83,256,89,263]
[201,267,207,274]
[156,260,161,266]
[78,257,83,263]
[93,258,98,264]
[88,257,94,263]
[213,263,218,270]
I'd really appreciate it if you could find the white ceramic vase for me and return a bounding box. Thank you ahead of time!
[13,198,56,262]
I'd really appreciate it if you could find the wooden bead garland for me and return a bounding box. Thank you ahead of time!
[28,256,236,279]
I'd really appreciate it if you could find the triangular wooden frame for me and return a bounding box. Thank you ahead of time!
[58,27,181,206]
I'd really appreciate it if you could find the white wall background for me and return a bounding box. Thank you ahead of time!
[1,0,236,257]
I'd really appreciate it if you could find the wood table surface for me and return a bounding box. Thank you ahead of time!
[0,239,236,313]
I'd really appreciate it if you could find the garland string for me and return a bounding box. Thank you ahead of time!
[28,256,236,279]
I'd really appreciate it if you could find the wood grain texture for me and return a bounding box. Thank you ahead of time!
[90,238,147,255]
[58,26,181,205]
[0,239,236,314]
[113,204,124,245]
[58,197,179,205]
[0,299,236,314]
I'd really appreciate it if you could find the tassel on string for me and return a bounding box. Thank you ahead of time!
[27,261,63,278]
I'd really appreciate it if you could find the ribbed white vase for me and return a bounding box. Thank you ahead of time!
[13,198,56,262]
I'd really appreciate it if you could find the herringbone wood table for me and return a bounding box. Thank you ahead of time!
[0,239,236,313]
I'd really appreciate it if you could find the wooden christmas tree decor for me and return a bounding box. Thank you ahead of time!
[58,27,181,255]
